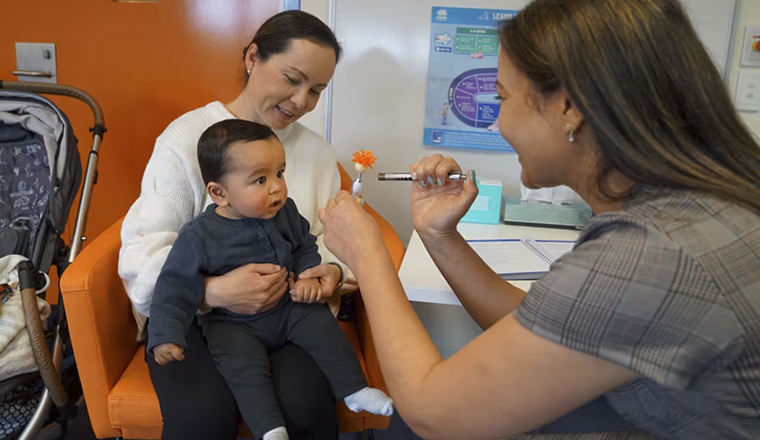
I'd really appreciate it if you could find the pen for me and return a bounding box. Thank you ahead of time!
[377,172,468,181]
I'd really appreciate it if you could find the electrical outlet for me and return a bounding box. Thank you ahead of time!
[735,71,760,112]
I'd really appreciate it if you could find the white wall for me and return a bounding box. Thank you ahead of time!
[297,0,331,136]
[728,0,760,138]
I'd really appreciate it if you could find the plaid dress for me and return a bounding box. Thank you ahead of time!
[514,188,760,440]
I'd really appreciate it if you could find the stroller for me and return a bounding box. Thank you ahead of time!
[0,80,104,439]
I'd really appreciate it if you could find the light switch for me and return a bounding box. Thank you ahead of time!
[740,26,760,68]
[735,71,760,112]
[14,43,57,84]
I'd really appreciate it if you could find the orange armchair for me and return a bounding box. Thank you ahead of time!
[60,163,405,439]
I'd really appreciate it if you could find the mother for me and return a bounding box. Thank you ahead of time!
[119,10,350,440]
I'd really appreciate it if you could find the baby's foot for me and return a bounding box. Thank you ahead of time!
[263,426,288,440]
[344,387,394,416]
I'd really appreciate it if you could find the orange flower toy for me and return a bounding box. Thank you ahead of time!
[350,149,376,199]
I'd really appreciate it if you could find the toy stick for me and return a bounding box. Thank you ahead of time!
[350,149,376,200]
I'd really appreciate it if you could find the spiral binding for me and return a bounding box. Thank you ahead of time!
[520,236,557,265]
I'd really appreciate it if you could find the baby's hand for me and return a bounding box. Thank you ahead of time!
[291,278,323,303]
[153,343,185,365]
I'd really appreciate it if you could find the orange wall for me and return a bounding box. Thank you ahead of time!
[1,0,279,249]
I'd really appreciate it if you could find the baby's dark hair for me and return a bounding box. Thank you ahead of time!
[198,119,277,185]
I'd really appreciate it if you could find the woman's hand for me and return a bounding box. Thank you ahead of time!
[319,191,384,270]
[296,263,341,303]
[410,154,478,239]
[204,263,288,314]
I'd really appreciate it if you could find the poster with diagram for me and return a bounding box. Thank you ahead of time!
[423,6,518,151]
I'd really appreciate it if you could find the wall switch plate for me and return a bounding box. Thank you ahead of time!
[735,71,760,112]
[740,26,760,68]
[14,43,57,84]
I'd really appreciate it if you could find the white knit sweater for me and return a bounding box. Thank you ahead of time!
[119,101,346,322]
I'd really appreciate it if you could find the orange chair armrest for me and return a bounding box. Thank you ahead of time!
[60,218,138,438]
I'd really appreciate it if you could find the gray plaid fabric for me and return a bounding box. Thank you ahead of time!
[513,188,760,440]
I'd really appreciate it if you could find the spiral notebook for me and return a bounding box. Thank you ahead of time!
[466,236,575,281]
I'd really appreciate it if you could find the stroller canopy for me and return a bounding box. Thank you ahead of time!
[0,90,82,272]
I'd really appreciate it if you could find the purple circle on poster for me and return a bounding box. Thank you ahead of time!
[448,68,499,128]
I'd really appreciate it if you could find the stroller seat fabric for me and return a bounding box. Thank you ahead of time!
[0,122,51,260]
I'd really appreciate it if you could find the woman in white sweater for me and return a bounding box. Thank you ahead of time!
[118,11,351,440]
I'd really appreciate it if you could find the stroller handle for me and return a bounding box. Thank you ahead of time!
[0,80,105,136]
[18,261,69,408]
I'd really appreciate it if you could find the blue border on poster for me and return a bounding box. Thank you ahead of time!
[423,6,518,152]
[423,128,512,151]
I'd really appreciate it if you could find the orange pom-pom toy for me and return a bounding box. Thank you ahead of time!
[350,149,377,200]
[352,149,376,173]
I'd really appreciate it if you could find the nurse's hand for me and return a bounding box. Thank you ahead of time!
[410,154,478,239]
[319,191,384,270]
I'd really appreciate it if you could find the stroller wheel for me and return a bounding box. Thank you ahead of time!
[0,379,43,440]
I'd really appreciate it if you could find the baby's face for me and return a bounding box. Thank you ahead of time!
[219,138,288,220]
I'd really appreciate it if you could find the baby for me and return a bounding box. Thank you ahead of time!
[148,119,392,440]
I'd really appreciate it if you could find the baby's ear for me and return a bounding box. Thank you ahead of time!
[206,182,228,206]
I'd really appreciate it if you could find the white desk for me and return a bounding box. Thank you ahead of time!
[399,222,581,306]
[399,223,580,358]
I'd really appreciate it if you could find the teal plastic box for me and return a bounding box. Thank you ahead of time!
[461,178,503,225]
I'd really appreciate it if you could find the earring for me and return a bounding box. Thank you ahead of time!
[566,125,575,143]
[247,69,251,75]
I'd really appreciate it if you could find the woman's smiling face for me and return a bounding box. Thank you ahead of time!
[244,39,336,130]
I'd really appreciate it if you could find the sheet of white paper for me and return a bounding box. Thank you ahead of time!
[467,240,550,276]
[535,240,575,263]
[467,239,576,278]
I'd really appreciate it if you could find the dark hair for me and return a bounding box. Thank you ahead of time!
[198,119,277,185]
[500,0,760,215]
[243,10,342,70]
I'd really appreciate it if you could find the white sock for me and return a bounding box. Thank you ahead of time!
[344,387,394,416]
[262,426,288,440]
